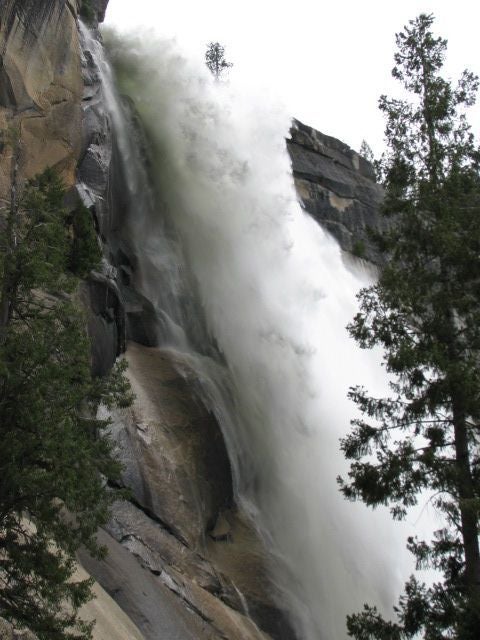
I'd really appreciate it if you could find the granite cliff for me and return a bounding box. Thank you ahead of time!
[0,0,83,194]
[0,2,383,639]
[288,118,384,263]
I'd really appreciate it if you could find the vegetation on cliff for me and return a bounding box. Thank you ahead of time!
[340,14,480,639]
[79,0,95,24]
[0,166,131,639]
[205,42,233,81]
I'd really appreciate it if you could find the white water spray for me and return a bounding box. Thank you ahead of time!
[98,31,416,639]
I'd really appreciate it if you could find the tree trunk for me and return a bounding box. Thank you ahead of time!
[452,397,480,612]
[445,289,480,623]
[0,139,19,341]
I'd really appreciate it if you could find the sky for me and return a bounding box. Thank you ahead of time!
[104,0,480,155]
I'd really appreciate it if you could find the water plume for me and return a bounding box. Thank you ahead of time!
[101,30,414,639]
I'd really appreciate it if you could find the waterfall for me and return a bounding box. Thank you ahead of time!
[87,27,415,640]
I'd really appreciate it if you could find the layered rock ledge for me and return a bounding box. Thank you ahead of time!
[288,118,385,263]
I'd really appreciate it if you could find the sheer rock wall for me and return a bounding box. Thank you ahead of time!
[0,0,83,196]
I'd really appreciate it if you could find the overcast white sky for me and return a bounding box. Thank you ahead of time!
[104,0,480,155]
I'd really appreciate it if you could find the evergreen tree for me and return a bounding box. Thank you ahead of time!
[338,14,480,639]
[359,139,382,182]
[79,0,95,24]
[0,169,131,639]
[69,203,102,279]
[205,42,233,81]
[360,139,375,164]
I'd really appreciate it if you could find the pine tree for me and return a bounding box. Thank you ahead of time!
[69,203,102,278]
[360,139,375,164]
[0,169,131,639]
[359,139,382,182]
[205,42,233,81]
[338,14,480,639]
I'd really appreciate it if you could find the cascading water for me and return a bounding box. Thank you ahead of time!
[87,26,417,640]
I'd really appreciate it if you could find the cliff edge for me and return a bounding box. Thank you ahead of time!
[288,118,385,263]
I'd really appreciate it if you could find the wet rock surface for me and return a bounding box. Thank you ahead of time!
[288,118,386,263]
[85,341,297,640]
[81,270,126,376]
[106,342,234,548]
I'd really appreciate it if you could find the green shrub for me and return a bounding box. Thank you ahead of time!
[351,239,366,259]
[69,204,102,277]
[80,0,95,24]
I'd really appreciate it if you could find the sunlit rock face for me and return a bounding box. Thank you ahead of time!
[0,1,83,197]
[288,118,386,263]
[0,0,125,376]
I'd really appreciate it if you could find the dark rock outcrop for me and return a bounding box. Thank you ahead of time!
[80,271,125,376]
[77,31,162,359]
[288,118,385,263]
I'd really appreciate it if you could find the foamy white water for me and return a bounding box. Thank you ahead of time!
[94,30,416,639]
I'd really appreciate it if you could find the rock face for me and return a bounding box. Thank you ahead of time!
[107,342,233,548]
[99,342,295,640]
[288,118,385,263]
[77,563,147,640]
[0,0,125,374]
[81,271,126,376]
[0,0,83,198]
[0,564,146,640]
